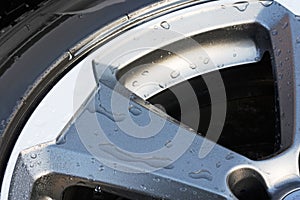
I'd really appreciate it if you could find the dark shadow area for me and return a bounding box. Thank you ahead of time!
[149,53,280,160]
[63,186,131,200]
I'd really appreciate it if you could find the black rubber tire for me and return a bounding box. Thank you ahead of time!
[0,0,159,187]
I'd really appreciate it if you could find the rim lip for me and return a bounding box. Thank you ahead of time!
[2,0,300,199]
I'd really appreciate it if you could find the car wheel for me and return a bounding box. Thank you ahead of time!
[1,0,300,199]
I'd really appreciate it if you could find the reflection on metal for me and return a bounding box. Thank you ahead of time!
[2,0,300,200]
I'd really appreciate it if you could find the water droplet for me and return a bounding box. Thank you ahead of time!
[25,24,30,31]
[188,169,213,181]
[140,185,147,190]
[259,0,273,7]
[88,174,95,181]
[153,177,160,182]
[141,70,149,76]
[276,49,282,56]
[56,135,66,145]
[203,58,210,64]
[216,161,221,168]
[30,163,34,168]
[233,1,249,12]
[159,83,165,88]
[296,15,300,21]
[282,22,288,29]
[154,25,158,30]
[98,165,105,172]
[190,64,197,69]
[180,187,187,192]
[76,162,80,167]
[221,5,226,9]
[225,153,234,160]
[91,158,96,164]
[0,120,5,131]
[129,105,142,116]
[30,153,37,159]
[132,81,139,87]
[233,53,237,57]
[296,37,300,44]
[95,185,102,193]
[217,64,225,68]
[14,55,20,62]
[164,164,174,170]
[67,51,73,60]
[271,30,278,36]
[164,140,173,148]
[160,21,170,29]
[170,70,180,78]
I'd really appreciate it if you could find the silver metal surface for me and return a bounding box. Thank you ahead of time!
[2,0,300,199]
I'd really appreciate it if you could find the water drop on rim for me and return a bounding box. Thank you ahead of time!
[140,185,147,190]
[217,64,225,68]
[132,81,139,87]
[159,83,165,88]
[129,105,142,116]
[276,49,282,56]
[203,58,210,64]
[56,135,66,145]
[30,153,37,159]
[188,169,213,181]
[164,140,173,148]
[141,70,149,76]
[225,153,234,160]
[190,64,197,69]
[99,165,104,171]
[296,37,300,44]
[164,164,174,170]
[271,30,278,36]
[282,22,288,29]
[170,70,180,78]
[160,21,170,29]
[216,161,221,168]
[153,177,160,182]
[233,1,249,12]
[259,0,273,7]
[95,185,102,193]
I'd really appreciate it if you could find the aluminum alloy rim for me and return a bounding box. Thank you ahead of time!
[2,0,300,199]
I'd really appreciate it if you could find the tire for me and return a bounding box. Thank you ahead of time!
[1,0,300,199]
[0,0,158,193]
